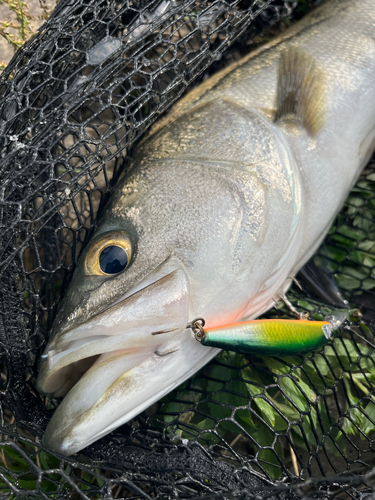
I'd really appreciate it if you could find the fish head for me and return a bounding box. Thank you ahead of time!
[37,99,302,456]
[36,155,253,454]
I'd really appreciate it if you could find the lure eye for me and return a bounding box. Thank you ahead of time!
[84,231,132,276]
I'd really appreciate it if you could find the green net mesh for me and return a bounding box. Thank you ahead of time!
[1,1,375,498]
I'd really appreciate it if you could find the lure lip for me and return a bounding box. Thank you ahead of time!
[322,323,333,339]
[324,311,349,331]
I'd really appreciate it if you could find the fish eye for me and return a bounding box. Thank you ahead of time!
[99,246,128,274]
[84,231,132,276]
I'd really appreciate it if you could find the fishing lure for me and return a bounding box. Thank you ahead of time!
[189,313,348,356]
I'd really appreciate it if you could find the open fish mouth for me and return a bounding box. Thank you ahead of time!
[37,266,218,456]
[37,268,190,397]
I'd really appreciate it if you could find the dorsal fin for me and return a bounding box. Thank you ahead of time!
[276,47,327,137]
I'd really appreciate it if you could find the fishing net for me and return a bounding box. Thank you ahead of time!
[1,0,375,498]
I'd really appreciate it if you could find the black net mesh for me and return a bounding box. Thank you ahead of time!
[1,0,375,498]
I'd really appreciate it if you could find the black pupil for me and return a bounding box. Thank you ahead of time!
[99,246,128,274]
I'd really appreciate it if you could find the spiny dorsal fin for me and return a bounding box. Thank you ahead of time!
[276,47,327,137]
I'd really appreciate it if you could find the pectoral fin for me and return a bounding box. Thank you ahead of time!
[276,47,327,137]
[297,257,349,308]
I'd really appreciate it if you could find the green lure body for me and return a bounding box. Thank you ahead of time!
[201,319,333,356]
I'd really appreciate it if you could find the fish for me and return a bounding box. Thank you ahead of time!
[36,0,375,456]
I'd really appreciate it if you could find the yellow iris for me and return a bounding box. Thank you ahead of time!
[84,231,132,276]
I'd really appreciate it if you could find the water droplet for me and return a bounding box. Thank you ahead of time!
[87,36,121,65]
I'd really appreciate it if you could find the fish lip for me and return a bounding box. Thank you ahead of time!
[55,262,182,343]
[43,335,219,456]
[52,255,173,344]
[37,263,190,397]
[53,255,182,340]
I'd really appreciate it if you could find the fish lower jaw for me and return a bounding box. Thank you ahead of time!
[43,336,220,456]
[37,321,190,397]
[37,343,152,397]
[44,352,184,455]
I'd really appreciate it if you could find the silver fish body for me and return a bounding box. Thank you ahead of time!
[37,0,375,455]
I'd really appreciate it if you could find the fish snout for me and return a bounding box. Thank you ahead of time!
[37,267,190,398]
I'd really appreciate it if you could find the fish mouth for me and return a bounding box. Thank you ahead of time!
[37,264,220,456]
[37,266,190,398]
